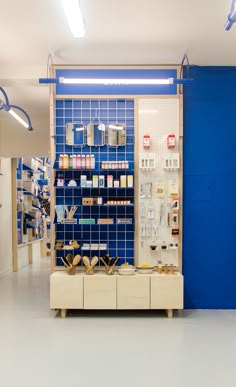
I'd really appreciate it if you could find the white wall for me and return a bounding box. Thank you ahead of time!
[0,157,13,275]
[0,115,50,157]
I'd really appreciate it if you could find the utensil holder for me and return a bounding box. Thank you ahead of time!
[105,266,115,275]
[85,267,95,275]
[67,267,76,275]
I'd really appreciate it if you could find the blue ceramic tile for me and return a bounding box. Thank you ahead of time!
[74,100,81,109]
[65,100,72,109]
[82,100,90,109]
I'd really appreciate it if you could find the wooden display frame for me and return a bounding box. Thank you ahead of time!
[50,65,183,273]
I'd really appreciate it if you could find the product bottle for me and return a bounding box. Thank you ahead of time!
[91,155,95,169]
[86,155,91,169]
[59,154,63,169]
[72,155,77,169]
[69,155,73,169]
[63,154,69,169]
[81,155,86,169]
[76,154,81,169]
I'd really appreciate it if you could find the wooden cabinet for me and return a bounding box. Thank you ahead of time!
[151,273,183,310]
[84,274,116,309]
[117,275,150,309]
[50,272,83,309]
[50,272,183,317]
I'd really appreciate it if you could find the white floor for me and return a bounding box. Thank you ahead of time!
[0,257,236,387]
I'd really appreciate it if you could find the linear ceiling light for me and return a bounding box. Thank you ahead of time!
[225,0,236,30]
[61,0,85,38]
[0,87,33,131]
[8,108,29,129]
[59,77,173,85]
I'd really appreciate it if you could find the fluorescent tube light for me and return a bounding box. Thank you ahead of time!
[59,77,173,85]
[8,108,29,129]
[109,125,125,130]
[61,0,85,38]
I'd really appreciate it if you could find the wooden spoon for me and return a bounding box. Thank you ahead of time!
[73,254,81,266]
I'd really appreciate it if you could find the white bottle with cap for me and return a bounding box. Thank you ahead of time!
[91,154,95,169]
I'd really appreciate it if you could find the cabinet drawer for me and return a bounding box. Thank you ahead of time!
[50,272,83,309]
[151,274,183,309]
[117,275,150,309]
[84,275,116,309]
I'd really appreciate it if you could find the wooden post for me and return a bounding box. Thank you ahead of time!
[11,158,18,272]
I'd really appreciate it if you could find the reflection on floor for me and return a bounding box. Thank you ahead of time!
[0,256,236,387]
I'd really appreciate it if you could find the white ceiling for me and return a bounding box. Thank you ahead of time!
[0,0,235,155]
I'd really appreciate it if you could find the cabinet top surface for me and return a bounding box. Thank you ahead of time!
[51,271,183,278]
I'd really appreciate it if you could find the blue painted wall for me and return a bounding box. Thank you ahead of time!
[183,66,236,308]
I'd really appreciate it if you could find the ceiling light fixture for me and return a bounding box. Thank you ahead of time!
[39,76,193,85]
[61,0,85,38]
[59,77,173,85]
[224,0,236,30]
[0,86,33,131]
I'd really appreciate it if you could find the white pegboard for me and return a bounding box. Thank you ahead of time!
[137,99,180,267]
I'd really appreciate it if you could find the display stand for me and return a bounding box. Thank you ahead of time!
[49,65,184,317]
[12,157,50,271]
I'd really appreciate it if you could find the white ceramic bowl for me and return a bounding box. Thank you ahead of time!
[118,268,136,276]
[136,266,154,274]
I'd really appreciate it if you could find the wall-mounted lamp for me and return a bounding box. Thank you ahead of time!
[225,0,236,30]
[61,0,85,38]
[0,86,33,131]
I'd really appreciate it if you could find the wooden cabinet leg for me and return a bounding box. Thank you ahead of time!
[28,244,33,264]
[61,309,67,318]
[167,309,173,319]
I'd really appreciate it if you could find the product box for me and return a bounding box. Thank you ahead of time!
[127,175,133,188]
[97,218,114,224]
[82,197,94,206]
[80,175,87,187]
[92,175,99,188]
[99,175,105,187]
[79,219,96,225]
[87,180,92,188]
[120,175,126,188]
[107,175,113,188]
[114,180,120,188]
[117,218,133,224]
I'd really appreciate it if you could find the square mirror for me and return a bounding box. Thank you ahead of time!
[87,123,105,146]
[108,123,126,146]
[66,122,85,146]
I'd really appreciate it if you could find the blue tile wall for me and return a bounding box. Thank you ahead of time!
[54,99,135,266]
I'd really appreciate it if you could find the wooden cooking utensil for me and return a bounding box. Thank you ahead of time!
[73,254,81,266]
